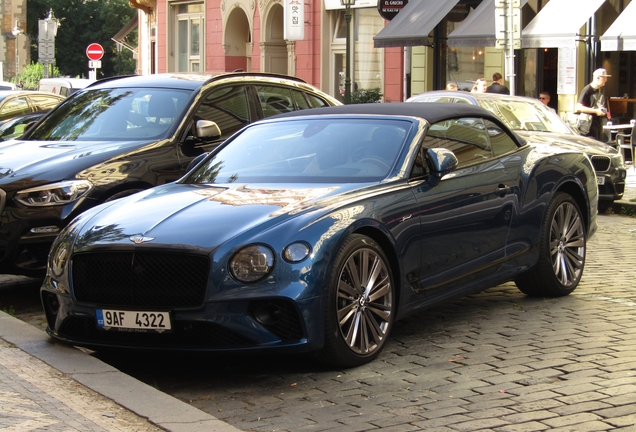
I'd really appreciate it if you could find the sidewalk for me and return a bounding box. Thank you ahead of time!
[0,310,241,432]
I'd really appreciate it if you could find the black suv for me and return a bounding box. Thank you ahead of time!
[0,73,340,276]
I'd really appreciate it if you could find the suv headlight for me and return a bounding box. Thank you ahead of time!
[15,180,92,207]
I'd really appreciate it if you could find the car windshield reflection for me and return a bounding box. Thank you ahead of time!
[27,88,192,141]
[479,99,571,134]
[187,119,410,184]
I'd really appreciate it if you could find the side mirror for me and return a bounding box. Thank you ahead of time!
[196,120,221,139]
[426,148,458,187]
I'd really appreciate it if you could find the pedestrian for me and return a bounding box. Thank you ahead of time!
[486,72,510,94]
[16,80,23,89]
[446,83,458,91]
[471,78,487,93]
[575,68,611,142]
[538,91,551,106]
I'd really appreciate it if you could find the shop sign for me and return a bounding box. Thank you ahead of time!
[377,0,408,21]
[284,0,304,40]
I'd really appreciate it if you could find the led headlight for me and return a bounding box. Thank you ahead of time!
[229,245,275,283]
[15,180,92,207]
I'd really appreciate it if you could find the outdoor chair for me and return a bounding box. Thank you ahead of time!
[616,121,636,169]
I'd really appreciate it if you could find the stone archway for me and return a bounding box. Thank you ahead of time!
[261,3,287,74]
[224,7,251,72]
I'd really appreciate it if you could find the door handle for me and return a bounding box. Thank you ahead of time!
[495,184,512,197]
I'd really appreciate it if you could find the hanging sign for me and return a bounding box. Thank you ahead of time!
[377,0,408,21]
[284,0,304,40]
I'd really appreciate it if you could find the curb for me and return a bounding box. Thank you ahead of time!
[0,310,242,432]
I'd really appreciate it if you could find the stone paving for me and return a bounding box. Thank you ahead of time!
[152,213,636,432]
[0,338,164,432]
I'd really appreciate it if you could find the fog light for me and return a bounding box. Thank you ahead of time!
[30,226,60,234]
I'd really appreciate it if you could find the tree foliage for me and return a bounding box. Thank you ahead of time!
[15,62,61,90]
[27,0,137,79]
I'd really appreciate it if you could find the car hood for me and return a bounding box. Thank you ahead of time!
[514,131,616,156]
[73,182,365,251]
[0,139,155,183]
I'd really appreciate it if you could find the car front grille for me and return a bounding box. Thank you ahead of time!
[57,316,254,348]
[590,155,611,172]
[72,252,209,308]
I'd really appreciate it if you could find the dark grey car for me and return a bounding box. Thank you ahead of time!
[407,91,627,211]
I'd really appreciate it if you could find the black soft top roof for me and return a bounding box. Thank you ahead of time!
[274,102,501,125]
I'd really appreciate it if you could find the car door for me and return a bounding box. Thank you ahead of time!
[412,117,520,297]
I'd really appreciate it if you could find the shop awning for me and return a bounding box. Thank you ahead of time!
[112,14,138,54]
[600,1,636,51]
[521,0,605,48]
[373,0,461,48]
[448,0,528,47]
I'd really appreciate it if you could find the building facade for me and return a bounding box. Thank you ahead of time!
[1,0,28,83]
[131,0,635,119]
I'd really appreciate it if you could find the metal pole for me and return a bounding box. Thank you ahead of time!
[506,0,516,95]
[344,5,352,104]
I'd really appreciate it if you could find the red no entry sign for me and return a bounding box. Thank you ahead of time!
[86,43,104,61]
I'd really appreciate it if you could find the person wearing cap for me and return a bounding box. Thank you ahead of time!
[486,72,510,95]
[576,68,611,142]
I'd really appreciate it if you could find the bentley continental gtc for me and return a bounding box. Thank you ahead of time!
[41,103,598,367]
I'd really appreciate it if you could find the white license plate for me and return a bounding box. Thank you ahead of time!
[96,309,171,332]
[597,176,605,185]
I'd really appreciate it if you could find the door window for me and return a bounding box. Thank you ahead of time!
[194,86,251,139]
[425,118,493,167]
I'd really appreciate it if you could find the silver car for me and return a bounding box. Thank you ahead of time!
[408,91,627,211]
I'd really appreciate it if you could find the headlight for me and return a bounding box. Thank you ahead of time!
[49,240,70,277]
[15,180,92,207]
[229,245,275,283]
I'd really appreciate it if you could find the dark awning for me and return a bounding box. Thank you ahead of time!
[600,1,636,51]
[112,14,138,54]
[521,0,605,48]
[448,0,528,47]
[373,0,461,48]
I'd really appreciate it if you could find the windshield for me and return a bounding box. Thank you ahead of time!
[479,99,572,134]
[187,118,410,184]
[27,87,192,141]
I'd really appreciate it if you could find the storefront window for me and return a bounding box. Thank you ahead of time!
[445,20,485,91]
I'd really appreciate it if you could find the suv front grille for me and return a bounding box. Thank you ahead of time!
[72,252,210,308]
[590,155,611,172]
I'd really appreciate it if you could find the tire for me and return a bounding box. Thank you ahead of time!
[598,200,612,214]
[515,192,586,297]
[316,234,395,368]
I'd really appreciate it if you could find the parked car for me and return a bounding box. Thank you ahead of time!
[0,72,341,277]
[407,91,627,211]
[0,81,16,90]
[0,90,64,126]
[38,78,95,97]
[41,103,598,367]
[0,111,48,142]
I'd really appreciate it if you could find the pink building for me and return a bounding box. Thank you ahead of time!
[128,0,403,102]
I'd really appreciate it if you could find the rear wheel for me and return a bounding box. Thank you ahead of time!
[515,192,586,297]
[316,234,395,367]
